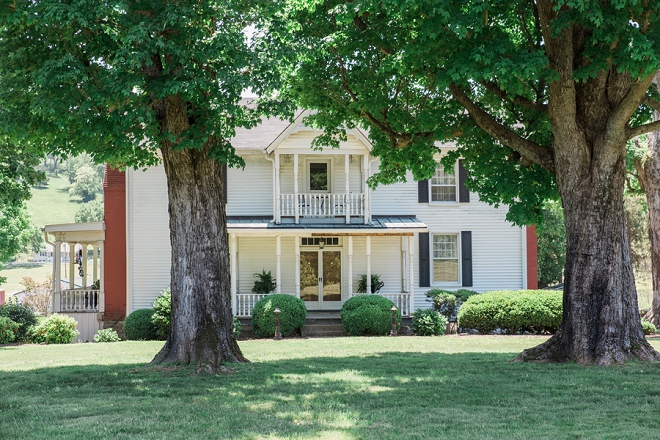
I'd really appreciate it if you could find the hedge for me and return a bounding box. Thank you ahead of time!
[124,308,160,340]
[251,294,307,338]
[340,295,401,336]
[457,290,562,334]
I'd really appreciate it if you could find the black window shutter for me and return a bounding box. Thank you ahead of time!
[223,163,228,204]
[418,180,429,203]
[419,232,430,287]
[461,231,473,287]
[458,160,470,203]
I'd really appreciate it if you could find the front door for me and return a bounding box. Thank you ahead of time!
[300,250,342,310]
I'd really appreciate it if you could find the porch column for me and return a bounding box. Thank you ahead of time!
[92,244,98,284]
[348,236,353,295]
[99,242,105,313]
[345,154,350,224]
[230,234,237,314]
[52,240,62,312]
[294,153,299,224]
[408,235,415,313]
[276,235,282,294]
[363,154,370,224]
[68,242,75,289]
[275,153,281,224]
[401,236,408,292]
[82,244,88,288]
[366,236,371,293]
[295,237,300,298]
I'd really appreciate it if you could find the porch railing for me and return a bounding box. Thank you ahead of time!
[348,292,412,317]
[280,193,365,218]
[54,289,105,313]
[236,293,269,317]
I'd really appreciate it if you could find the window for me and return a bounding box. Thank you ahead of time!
[309,162,328,191]
[432,234,459,282]
[431,162,457,202]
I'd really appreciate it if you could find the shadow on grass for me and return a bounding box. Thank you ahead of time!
[2,352,660,439]
[1,263,46,270]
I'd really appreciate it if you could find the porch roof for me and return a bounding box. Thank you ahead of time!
[226,215,427,235]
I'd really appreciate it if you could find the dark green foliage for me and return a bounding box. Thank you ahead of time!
[151,287,171,339]
[454,289,479,303]
[356,274,384,294]
[29,314,78,344]
[340,295,401,336]
[458,290,562,334]
[537,201,567,287]
[124,309,159,341]
[0,303,37,342]
[233,316,242,339]
[426,289,478,320]
[642,319,656,335]
[0,316,19,344]
[411,309,447,336]
[252,270,277,294]
[251,294,307,338]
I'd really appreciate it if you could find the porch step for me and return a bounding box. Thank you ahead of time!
[300,323,348,338]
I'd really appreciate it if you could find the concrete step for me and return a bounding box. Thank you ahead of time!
[300,323,348,338]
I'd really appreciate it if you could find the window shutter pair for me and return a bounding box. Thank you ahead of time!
[417,159,470,203]
[418,231,473,287]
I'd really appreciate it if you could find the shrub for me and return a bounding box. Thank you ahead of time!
[356,274,384,294]
[0,317,20,344]
[425,290,459,320]
[251,294,307,338]
[454,289,479,303]
[252,270,276,294]
[152,287,171,338]
[124,308,160,341]
[93,328,121,342]
[411,309,447,336]
[233,316,242,339]
[0,303,37,342]
[642,319,656,335]
[458,290,562,334]
[29,314,78,344]
[340,295,401,336]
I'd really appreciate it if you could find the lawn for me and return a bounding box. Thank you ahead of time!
[0,263,50,295]
[26,174,96,228]
[2,336,660,439]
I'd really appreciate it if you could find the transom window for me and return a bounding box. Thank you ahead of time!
[431,162,457,202]
[301,237,340,247]
[433,234,459,282]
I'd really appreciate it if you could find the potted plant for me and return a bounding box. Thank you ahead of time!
[252,269,277,294]
[356,274,384,294]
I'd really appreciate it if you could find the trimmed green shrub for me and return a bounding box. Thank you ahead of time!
[124,308,159,340]
[152,287,171,338]
[454,289,479,303]
[233,316,242,339]
[94,328,121,342]
[425,290,459,320]
[251,294,307,338]
[29,314,78,344]
[341,295,401,336]
[0,316,20,344]
[458,290,562,334]
[642,319,656,335]
[0,303,37,342]
[411,309,447,336]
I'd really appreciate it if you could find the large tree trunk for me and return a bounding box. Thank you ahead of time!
[150,95,247,372]
[639,76,660,328]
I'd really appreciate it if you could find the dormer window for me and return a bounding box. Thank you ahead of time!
[431,162,457,202]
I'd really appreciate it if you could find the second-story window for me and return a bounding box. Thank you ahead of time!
[431,162,457,202]
[309,162,328,191]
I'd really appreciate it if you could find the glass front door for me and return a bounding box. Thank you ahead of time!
[300,250,342,310]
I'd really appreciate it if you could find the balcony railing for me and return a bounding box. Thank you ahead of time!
[280,193,365,219]
[54,289,105,313]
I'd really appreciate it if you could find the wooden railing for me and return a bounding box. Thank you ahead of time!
[235,293,269,317]
[280,193,365,218]
[348,292,412,316]
[54,289,105,313]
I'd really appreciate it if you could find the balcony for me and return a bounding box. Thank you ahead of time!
[279,193,366,223]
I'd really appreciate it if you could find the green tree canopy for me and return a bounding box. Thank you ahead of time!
[69,165,102,202]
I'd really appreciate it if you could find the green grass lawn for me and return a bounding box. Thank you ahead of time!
[26,174,95,228]
[2,336,660,439]
[0,263,50,295]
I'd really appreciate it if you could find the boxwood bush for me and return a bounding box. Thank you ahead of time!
[425,289,479,320]
[0,316,20,344]
[29,314,78,344]
[411,309,447,336]
[458,290,562,334]
[124,308,160,340]
[340,295,401,336]
[151,287,171,338]
[642,319,656,335]
[0,303,37,342]
[251,294,307,338]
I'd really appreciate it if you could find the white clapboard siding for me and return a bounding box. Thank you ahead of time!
[128,167,171,312]
[227,154,273,216]
[369,166,419,215]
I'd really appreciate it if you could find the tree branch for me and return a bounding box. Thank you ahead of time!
[645,97,660,114]
[450,83,555,172]
[481,81,548,113]
[609,73,655,135]
[627,120,660,140]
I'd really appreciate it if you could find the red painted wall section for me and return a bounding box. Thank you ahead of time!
[526,225,539,290]
[103,166,127,321]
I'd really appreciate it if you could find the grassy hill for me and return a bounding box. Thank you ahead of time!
[27,174,94,228]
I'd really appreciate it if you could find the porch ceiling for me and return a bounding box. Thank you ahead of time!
[227,215,427,235]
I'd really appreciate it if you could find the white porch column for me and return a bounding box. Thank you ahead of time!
[348,236,354,295]
[230,234,237,314]
[345,154,350,224]
[52,241,62,312]
[295,237,301,298]
[276,235,282,294]
[92,244,98,283]
[82,244,88,288]
[363,154,370,224]
[408,235,415,314]
[275,153,281,224]
[294,153,299,224]
[68,242,75,289]
[99,242,105,313]
[366,236,371,293]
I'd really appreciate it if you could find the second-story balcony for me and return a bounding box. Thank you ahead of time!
[279,192,366,223]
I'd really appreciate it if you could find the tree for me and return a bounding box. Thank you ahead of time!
[19,275,52,317]
[0,142,44,284]
[75,200,104,223]
[0,1,285,372]
[280,0,660,364]
[69,165,103,202]
[537,201,566,288]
